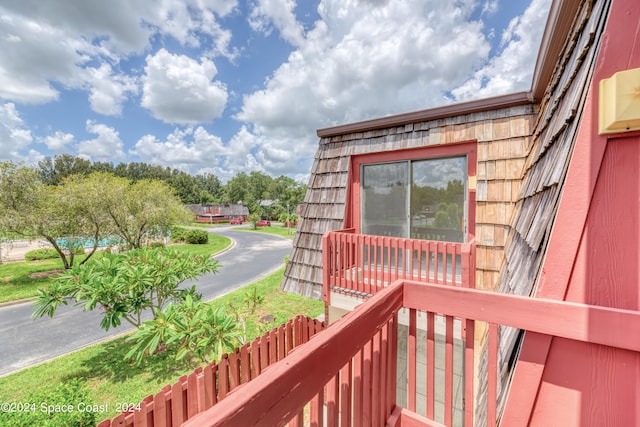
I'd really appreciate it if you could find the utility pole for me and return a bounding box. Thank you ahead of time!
[287,204,291,234]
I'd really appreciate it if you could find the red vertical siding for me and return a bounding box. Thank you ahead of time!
[503,0,640,425]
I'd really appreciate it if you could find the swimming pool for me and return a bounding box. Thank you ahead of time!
[55,237,124,249]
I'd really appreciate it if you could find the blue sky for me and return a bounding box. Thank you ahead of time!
[0,0,551,182]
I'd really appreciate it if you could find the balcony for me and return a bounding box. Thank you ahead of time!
[322,228,475,302]
[183,277,640,427]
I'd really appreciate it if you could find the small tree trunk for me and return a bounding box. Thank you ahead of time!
[45,236,71,269]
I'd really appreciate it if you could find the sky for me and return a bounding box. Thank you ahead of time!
[0,0,551,183]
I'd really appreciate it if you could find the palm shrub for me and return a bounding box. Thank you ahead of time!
[126,294,241,366]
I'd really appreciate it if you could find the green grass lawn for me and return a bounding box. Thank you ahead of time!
[0,234,231,304]
[0,257,86,304]
[185,222,223,228]
[171,233,231,257]
[0,267,323,423]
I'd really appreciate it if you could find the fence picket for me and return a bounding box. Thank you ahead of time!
[99,316,324,427]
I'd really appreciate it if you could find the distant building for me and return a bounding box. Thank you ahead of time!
[186,204,249,223]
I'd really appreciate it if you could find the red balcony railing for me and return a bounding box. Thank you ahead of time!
[322,229,475,302]
[184,280,640,427]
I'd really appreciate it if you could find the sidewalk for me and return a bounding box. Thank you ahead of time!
[0,239,45,262]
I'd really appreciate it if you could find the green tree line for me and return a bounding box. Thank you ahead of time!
[35,154,307,210]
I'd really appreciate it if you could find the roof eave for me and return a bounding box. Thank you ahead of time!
[317,91,531,138]
[530,0,583,102]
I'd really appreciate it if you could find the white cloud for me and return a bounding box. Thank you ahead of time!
[76,120,125,161]
[42,131,75,153]
[0,103,34,161]
[0,13,91,104]
[86,64,139,116]
[0,1,237,106]
[249,0,306,47]
[237,0,492,176]
[0,0,552,181]
[450,0,552,101]
[133,126,225,164]
[130,124,281,181]
[141,49,228,124]
[481,0,499,16]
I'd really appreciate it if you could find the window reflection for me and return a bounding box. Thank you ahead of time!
[411,157,466,243]
[361,156,466,243]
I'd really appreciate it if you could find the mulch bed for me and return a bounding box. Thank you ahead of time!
[28,270,64,279]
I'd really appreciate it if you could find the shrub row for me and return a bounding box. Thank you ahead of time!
[25,247,84,261]
[170,227,209,245]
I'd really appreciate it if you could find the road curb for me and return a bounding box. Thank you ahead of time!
[0,297,35,308]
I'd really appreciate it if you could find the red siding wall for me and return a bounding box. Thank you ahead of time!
[503,0,640,425]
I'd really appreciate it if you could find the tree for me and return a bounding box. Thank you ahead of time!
[169,171,202,204]
[247,212,262,230]
[96,174,194,248]
[33,248,219,331]
[247,171,272,207]
[0,163,109,269]
[194,173,222,201]
[36,154,92,186]
[51,174,115,265]
[228,287,264,344]
[223,172,250,205]
[0,162,41,233]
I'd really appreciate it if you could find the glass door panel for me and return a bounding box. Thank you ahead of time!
[361,162,409,238]
[411,157,466,243]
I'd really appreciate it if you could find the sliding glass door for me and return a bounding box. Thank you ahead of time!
[362,156,467,243]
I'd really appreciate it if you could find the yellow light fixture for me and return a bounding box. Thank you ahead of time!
[599,67,640,134]
[468,175,477,191]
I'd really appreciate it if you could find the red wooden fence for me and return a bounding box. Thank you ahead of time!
[97,315,324,427]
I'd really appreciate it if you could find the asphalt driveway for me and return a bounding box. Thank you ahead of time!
[0,228,291,377]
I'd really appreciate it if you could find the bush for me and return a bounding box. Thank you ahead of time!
[25,246,84,261]
[25,248,59,261]
[148,241,165,248]
[0,379,96,426]
[170,226,188,242]
[185,230,209,244]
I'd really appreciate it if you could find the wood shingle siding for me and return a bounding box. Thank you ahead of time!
[282,100,536,299]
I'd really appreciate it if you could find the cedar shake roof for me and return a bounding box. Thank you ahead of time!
[282,0,589,303]
[499,0,610,297]
[282,102,536,299]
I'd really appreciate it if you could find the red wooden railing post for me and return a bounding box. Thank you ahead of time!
[324,229,476,300]
[322,232,332,316]
[408,308,417,412]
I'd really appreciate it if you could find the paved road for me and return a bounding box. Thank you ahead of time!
[0,228,292,377]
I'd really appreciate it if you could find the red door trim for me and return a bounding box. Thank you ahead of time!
[348,141,477,240]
